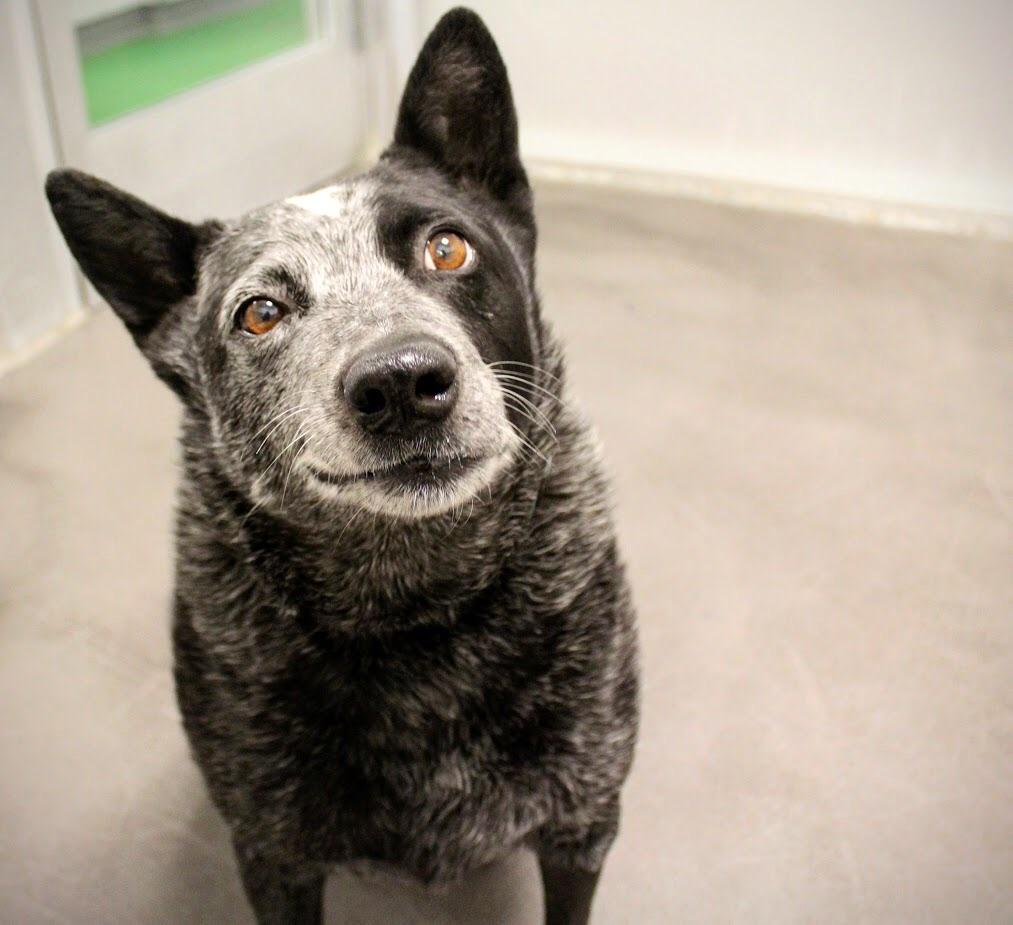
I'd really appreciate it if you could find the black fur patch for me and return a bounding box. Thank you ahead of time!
[371,161,538,379]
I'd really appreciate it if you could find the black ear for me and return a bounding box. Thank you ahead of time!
[45,169,216,343]
[389,8,529,213]
[45,169,220,400]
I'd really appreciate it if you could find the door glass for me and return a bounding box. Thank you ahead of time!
[73,0,315,126]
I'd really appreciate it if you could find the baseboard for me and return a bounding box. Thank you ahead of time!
[527,159,1013,241]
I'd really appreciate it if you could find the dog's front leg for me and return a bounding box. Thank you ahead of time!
[233,841,324,925]
[536,797,620,925]
[538,859,602,925]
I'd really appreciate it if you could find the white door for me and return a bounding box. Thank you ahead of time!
[32,0,367,219]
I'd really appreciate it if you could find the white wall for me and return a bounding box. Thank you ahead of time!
[419,0,1013,217]
[0,1,81,362]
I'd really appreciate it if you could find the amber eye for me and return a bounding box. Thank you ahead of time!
[238,298,288,335]
[424,231,473,272]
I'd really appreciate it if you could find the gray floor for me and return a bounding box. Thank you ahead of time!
[2,181,1011,924]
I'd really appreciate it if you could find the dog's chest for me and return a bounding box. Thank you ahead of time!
[213,614,556,879]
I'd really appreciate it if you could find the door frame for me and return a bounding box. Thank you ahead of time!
[31,0,368,218]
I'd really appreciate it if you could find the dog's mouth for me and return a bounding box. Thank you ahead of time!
[307,454,481,489]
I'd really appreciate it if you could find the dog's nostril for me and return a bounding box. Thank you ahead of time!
[359,387,387,415]
[415,371,451,400]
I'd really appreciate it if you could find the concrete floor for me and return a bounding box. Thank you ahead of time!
[1,182,1011,924]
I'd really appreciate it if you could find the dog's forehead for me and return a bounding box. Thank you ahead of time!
[283,180,374,223]
[208,177,384,286]
[249,177,379,242]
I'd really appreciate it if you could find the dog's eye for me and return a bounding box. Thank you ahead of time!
[424,231,473,272]
[238,297,288,335]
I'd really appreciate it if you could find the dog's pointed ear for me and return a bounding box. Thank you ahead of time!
[388,8,529,213]
[45,169,220,399]
[45,169,218,342]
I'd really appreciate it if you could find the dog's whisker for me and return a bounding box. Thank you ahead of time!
[488,359,562,385]
[238,496,267,532]
[500,387,557,440]
[494,382,561,410]
[500,384,557,436]
[501,404,551,467]
[335,504,365,543]
[279,425,315,512]
[490,371,562,406]
[248,405,306,443]
[250,404,317,455]
[448,497,467,532]
[501,400,546,445]
[264,426,313,481]
[501,394,557,453]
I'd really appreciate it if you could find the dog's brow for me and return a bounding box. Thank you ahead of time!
[392,201,441,230]
[258,265,313,309]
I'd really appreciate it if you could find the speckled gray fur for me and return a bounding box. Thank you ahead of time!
[44,9,638,923]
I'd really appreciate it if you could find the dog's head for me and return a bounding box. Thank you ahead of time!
[46,10,547,521]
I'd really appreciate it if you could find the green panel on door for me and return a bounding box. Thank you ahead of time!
[79,0,311,126]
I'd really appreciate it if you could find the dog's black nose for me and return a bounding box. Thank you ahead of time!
[343,334,459,433]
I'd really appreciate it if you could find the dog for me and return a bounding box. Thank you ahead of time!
[45,9,638,924]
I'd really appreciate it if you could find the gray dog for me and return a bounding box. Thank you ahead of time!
[45,9,638,924]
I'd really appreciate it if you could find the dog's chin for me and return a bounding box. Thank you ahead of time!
[304,451,510,520]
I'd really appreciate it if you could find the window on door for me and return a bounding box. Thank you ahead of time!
[73,0,317,125]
